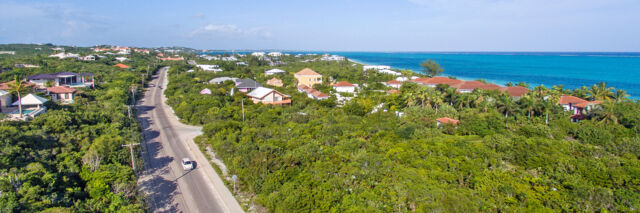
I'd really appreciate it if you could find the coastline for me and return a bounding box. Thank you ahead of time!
[347,58,513,87]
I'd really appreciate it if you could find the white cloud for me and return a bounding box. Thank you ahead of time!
[0,1,110,41]
[189,24,272,39]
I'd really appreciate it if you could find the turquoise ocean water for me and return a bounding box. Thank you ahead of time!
[206,51,640,98]
[329,52,640,98]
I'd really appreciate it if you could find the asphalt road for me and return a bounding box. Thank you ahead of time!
[137,66,244,213]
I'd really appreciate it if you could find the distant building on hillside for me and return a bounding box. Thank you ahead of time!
[363,65,391,71]
[265,68,286,75]
[333,81,356,93]
[196,64,222,72]
[267,77,283,87]
[436,117,460,127]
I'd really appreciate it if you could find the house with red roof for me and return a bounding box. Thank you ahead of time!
[452,81,487,93]
[333,81,356,93]
[558,95,602,122]
[297,84,329,100]
[113,63,130,69]
[436,117,460,127]
[46,86,77,103]
[500,86,529,98]
[412,77,463,87]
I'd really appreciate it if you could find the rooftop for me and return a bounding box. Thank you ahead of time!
[295,68,321,76]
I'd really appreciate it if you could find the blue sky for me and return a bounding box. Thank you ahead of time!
[1,0,639,51]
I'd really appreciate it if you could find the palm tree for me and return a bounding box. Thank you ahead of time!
[518,95,535,118]
[497,94,516,126]
[432,93,443,114]
[416,87,430,108]
[7,76,33,118]
[444,87,458,106]
[593,101,618,125]
[614,89,630,103]
[588,82,614,101]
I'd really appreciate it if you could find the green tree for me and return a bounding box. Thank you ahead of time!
[420,59,444,77]
[497,94,516,126]
[7,75,33,118]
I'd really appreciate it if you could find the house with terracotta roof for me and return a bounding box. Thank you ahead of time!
[46,86,77,103]
[412,77,462,87]
[158,56,184,61]
[436,117,460,127]
[246,87,291,105]
[297,85,330,100]
[384,80,403,89]
[333,81,356,93]
[558,95,589,114]
[294,68,322,87]
[266,77,283,87]
[501,86,529,98]
[558,95,602,122]
[114,63,130,69]
[452,81,487,93]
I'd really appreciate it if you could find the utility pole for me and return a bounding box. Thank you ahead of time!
[125,105,140,171]
[232,174,238,194]
[122,142,140,171]
[241,99,245,122]
[130,85,137,105]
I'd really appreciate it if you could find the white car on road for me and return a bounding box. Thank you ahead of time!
[182,158,194,170]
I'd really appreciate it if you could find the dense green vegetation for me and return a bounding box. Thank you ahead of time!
[166,54,640,212]
[0,44,156,212]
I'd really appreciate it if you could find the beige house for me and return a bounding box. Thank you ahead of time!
[246,87,291,105]
[294,68,322,87]
[267,77,283,87]
[46,86,77,103]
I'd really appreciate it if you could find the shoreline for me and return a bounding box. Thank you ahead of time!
[347,58,513,88]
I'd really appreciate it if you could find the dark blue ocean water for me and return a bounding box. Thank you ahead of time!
[205,51,640,97]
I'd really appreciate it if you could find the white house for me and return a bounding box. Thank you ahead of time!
[333,81,356,93]
[267,52,283,57]
[115,57,128,62]
[200,88,212,95]
[28,72,94,88]
[82,55,96,61]
[378,69,401,76]
[196,64,222,72]
[221,56,238,61]
[236,62,249,66]
[209,77,238,84]
[265,68,286,75]
[363,65,391,71]
[251,52,265,57]
[10,94,48,119]
[0,90,11,109]
[49,52,80,59]
[320,55,345,61]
